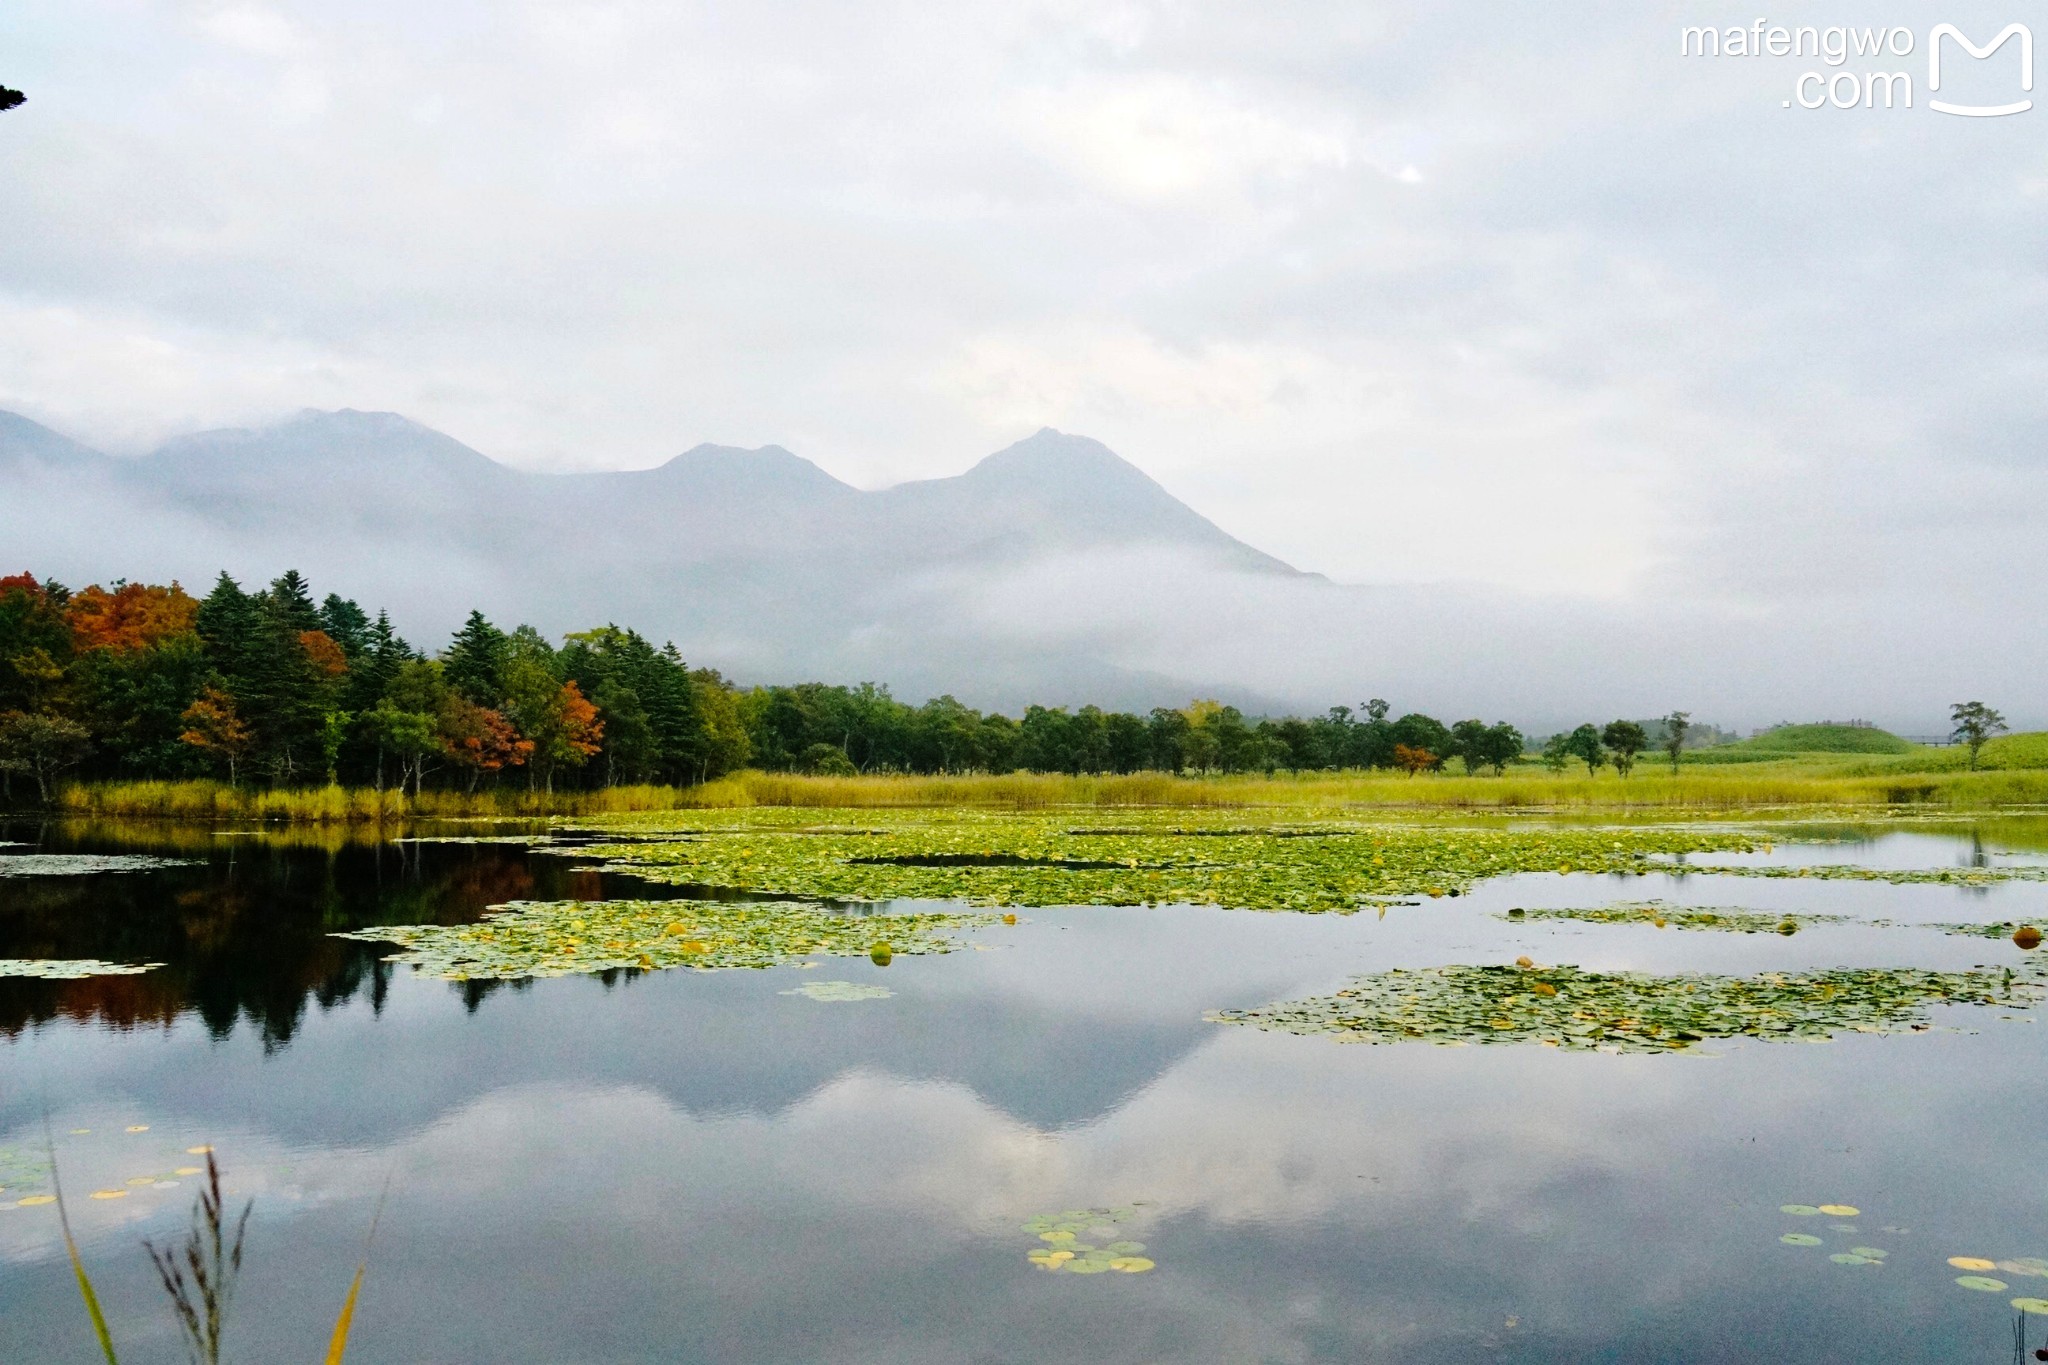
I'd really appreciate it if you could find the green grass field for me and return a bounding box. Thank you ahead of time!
[39,745,2048,823]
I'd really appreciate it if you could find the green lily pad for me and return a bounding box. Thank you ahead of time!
[563,812,1769,914]
[1849,1248,1888,1259]
[1782,1234,1825,1246]
[336,898,997,979]
[778,980,893,1002]
[1065,1259,1111,1274]
[1210,963,2046,1053]
[1956,1276,2010,1292]
[1831,1253,1875,1265]
[0,959,163,980]
[1105,1241,1146,1255]
[1780,1205,1822,1216]
[2012,1298,2048,1315]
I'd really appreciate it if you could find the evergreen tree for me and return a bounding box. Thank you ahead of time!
[319,593,372,658]
[444,611,509,706]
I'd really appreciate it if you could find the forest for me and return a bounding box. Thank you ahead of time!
[0,569,1531,798]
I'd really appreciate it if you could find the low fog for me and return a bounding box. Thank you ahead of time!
[3,410,2034,735]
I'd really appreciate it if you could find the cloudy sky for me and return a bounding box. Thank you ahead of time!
[2,0,2044,700]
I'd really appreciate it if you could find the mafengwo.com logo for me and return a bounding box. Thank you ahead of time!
[1681,21,2031,113]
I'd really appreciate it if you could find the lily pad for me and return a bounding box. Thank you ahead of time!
[1849,1247,1888,1259]
[1782,1234,1824,1246]
[1950,1257,1999,1270]
[1502,903,1850,935]
[0,959,162,980]
[1999,1259,2048,1278]
[1956,1276,2010,1292]
[2012,1298,2048,1315]
[1831,1253,1875,1264]
[778,980,893,1002]
[0,854,197,878]
[1780,1205,1822,1216]
[336,898,998,980]
[1209,965,2044,1054]
[564,812,1767,914]
[1817,1205,1860,1216]
[1110,1257,1155,1273]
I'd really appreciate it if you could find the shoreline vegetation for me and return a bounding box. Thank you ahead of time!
[2,567,2042,821]
[33,762,2048,821]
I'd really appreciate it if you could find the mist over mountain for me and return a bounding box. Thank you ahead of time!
[0,407,2035,731]
[0,409,1311,713]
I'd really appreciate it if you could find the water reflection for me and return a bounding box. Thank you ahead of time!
[2,819,2046,1363]
[0,820,594,1043]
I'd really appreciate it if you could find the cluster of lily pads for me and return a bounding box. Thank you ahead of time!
[0,854,197,877]
[1208,961,2044,1053]
[0,958,161,979]
[1777,1206,2048,1313]
[1947,1255,2048,1311]
[1500,903,1848,934]
[556,811,1764,913]
[0,1146,52,1204]
[1778,1203,1887,1264]
[334,897,1000,980]
[1021,1206,1156,1275]
[1929,921,2046,948]
[1677,862,2048,887]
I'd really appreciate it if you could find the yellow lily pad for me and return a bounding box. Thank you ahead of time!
[1950,1257,1999,1271]
[1817,1204,1859,1216]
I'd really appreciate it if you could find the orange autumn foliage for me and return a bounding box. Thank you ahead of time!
[440,697,533,774]
[66,581,200,653]
[299,629,348,676]
[1392,743,1437,777]
[560,679,603,757]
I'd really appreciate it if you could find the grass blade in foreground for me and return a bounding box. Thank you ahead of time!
[325,1174,392,1365]
[47,1141,121,1365]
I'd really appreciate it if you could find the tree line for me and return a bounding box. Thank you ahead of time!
[0,567,1675,800]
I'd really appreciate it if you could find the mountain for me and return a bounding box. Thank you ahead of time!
[0,409,1311,710]
[0,410,110,469]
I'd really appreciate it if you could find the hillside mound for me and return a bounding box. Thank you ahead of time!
[1720,724,1916,755]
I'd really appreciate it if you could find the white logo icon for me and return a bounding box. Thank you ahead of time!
[1928,23,2032,116]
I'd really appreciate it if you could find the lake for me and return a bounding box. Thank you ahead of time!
[3,815,2046,1362]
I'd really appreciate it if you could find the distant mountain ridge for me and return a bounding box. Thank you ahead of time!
[0,407,1308,709]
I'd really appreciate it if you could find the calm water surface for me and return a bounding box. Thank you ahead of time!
[2,817,2046,1363]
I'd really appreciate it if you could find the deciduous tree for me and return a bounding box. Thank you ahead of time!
[0,709,89,802]
[1565,724,1605,776]
[1949,701,2007,771]
[1662,710,1691,775]
[1602,720,1648,777]
[178,686,253,786]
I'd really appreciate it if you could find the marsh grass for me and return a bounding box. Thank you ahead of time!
[674,767,2048,812]
[41,757,2048,822]
[53,780,686,822]
[43,1142,383,1365]
[144,1153,250,1365]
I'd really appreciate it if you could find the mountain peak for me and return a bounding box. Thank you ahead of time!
[961,428,1154,490]
[150,407,505,478]
[644,442,856,500]
[0,410,109,465]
